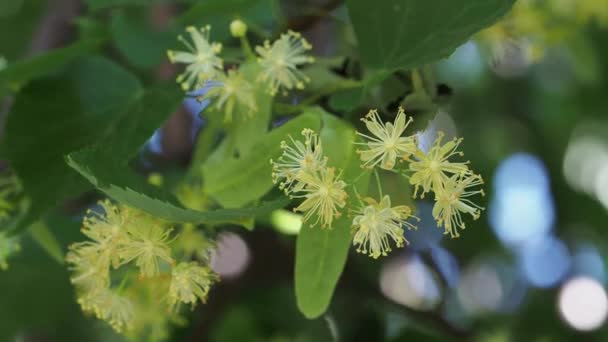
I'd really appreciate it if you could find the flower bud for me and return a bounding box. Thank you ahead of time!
[230,19,247,38]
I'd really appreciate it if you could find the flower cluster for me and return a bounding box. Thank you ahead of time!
[271,129,347,228]
[271,107,484,258]
[359,107,485,240]
[168,23,314,121]
[66,200,217,335]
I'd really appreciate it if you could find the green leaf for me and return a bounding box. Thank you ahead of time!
[4,56,142,233]
[203,111,322,208]
[0,39,104,95]
[62,77,282,227]
[110,10,175,69]
[0,0,48,61]
[346,0,515,71]
[86,0,161,10]
[328,86,364,112]
[99,82,183,160]
[295,111,370,319]
[66,146,288,225]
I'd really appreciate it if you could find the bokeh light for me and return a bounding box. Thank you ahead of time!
[210,232,251,279]
[437,41,484,87]
[416,111,458,153]
[403,201,444,251]
[572,243,606,283]
[429,245,460,288]
[519,235,571,288]
[563,134,608,195]
[380,254,441,311]
[558,276,608,331]
[489,153,554,246]
[457,262,503,315]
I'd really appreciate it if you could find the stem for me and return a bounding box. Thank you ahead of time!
[117,273,130,294]
[351,168,370,184]
[373,169,383,198]
[411,68,425,94]
[240,36,255,60]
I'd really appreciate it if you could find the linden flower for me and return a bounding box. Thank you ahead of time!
[79,288,135,333]
[352,195,416,259]
[167,25,223,91]
[255,30,314,95]
[200,69,258,122]
[356,107,417,170]
[66,243,110,290]
[271,128,326,195]
[120,223,174,278]
[81,200,128,268]
[408,132,471,198]
[0,232,20,270]
[433,174,485,238]
[293,167,347,228]
[168,262,218,307]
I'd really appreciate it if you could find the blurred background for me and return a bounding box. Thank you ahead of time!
[2,0,608,341]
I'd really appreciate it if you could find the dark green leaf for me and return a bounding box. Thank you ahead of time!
[178,0,262,25]
[0,0,48,61]
[203,110,322,208]
[110,11,175,68]
[0,39,104,95]
[4,56,142,233]
[86,0,160,11]
[295,111,370,319]
[176,0,276,41]
[346,0,515,71]
[328,86,364,112]
[99,81,182,160]
[66,145,288,225]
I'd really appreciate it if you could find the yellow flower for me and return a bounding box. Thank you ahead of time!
[168,262,218,307]
[352,195,416,259]
[356,107,417,170]
[200,69,258,122]
[293,167,347,228]
[79,288,135,333]
[408,132,470,198]
[432,174,485,238]
[81,200,127,268]
[119,222,174,278]
[0,232,20,270]
[271,128,326,195]
[255,30,314,95]
[66,243,110,290]
[167,25,223,91]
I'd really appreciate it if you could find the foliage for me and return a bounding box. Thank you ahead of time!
[15,0,608,341]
